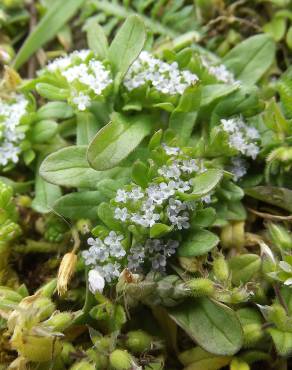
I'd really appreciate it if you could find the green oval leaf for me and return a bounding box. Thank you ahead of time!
[223,34,276,86]
[53,191,106,220]
[87,113,152,171]
[178,229,219,257]
[169,298,243,356]
[245,186,292,213]
[190,169,223,197]
[108,15,146,80]
[40,146,114,188]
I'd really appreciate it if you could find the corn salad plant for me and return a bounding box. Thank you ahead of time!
[2,2,292,370]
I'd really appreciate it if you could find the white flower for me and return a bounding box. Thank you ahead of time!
[83,237,109,264]
[245,126,260,140]
[163,144,181,156]
[181,159,199,173]
[202,194,212,204]
[169,212,190,230]
[124,51,198,95]
[0,94,28,167]
[114,207,129,222]
[129,186,144,200]
[173,180,191,192]
[104,231,123,247]
[88,269,105,294]
[115,189,129,203]
[102,262,121,282]
[72,92,91,111]
[151,254,167,271]
[158,163,181,179]
[221,118,237,133]
[229,157,247,181]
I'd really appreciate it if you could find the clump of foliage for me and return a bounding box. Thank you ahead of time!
[2,1,292,370]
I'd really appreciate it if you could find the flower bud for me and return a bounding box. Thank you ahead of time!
[124,330,153,353]
[88,269,105,294]
[70,360,96,370]
[19,296,56,322]
[213,256,229,282]
[10,331,62,362]
[57,252,77,296]
[76,219,92,234]
[0,286,22,302]
[178,256,200,272]
[267,223,292,251]
[109,349,134,370]
[36,278,57,297]
[16,195,31,208]
[86,348,108,368]
[220,222,245,249]
[243,323,263,347]
[60,342,75,365]
[230,358,250,370]
[184,278,215,297]
[44,311,77,331]
[268,304,287,331]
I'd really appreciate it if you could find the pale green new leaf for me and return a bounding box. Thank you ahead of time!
[87,113,152,171]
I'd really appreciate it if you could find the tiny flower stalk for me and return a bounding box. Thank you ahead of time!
[109,349,136,370]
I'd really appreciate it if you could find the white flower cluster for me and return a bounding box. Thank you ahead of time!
[0,94,28,167]
[113,145,206,231]
[201,56,238,85]
[82,231,126,283]
[124,51,198,95]
[45,50,113,111]
[220,116,260,159]
[128,239,179,273]
[228,157,248,181]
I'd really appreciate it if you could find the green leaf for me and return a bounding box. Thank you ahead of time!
[201,85,238,107]
[30,120,58,143]
[132,160,149,188]
[31,173,61,214]
[53,191,105,220]
[87,113,152,171]
[108,15,146,80]
[76,112,101,145]
[263,17,286,41]
[223,34,276,86]
[36,102,74,120]
[40,146,115,188]
[179,347,231,370]
[169,298,243,356]
[85,18,108,59]
[191,208,216,228]
[286,25,292,49]
[229,254,261,286]
[178,229,219,257]
[12,0,85,70]
[150,223,173,238]
[267,328,292,356]
[190,169,223,197]
[245,186,292,213]
[97,202,123,231]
